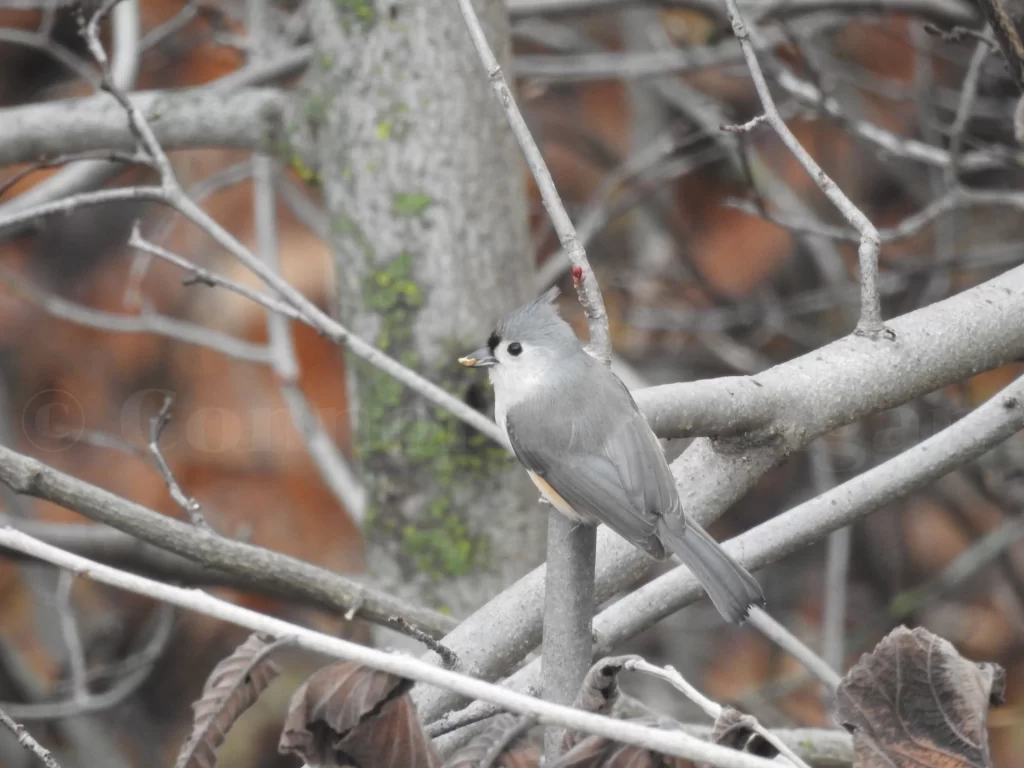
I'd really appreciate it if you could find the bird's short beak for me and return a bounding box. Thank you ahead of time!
[458,347,497,368]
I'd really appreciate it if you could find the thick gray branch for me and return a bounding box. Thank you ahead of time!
[643,259,1024,529]
[434,369,1024,738]
[416,258,1024,721]
[0,88,296,168]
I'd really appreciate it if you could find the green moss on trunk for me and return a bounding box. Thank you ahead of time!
[353,253,511,597]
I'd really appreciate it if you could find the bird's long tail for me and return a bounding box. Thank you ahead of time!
[656,518,765,624]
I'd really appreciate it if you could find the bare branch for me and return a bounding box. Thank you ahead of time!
[0,603,175,720]
[946,32,993,185]
[624,658,812,768]
[745,608,843,692]
[540,516,595,758]
[0,708,62,768]
[968,0,1024,92]
[0,528,783,768]
[0,444,458,639]
[55,571,89,704]
[422,368,1024,724]
[250,148,365,521]
[0,265,271,364]
[0,88,294,168]
[455,0,610,360]
[812,441,849,674]
[148,395,211,529]
[726,0,883,336]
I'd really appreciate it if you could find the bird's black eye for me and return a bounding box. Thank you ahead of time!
[507,342,523,356]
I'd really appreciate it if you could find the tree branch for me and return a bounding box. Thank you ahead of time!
[0,708,62,768]
[0,88,295,169]
[0,528,783,768]
[725,0,883,336]
[968,0,1024,92]
[638,258,1024,527]
[433,369,1024,735]
[0,445,457,639]
[412,257,1024,723]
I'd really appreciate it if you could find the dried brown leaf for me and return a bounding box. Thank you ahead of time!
[174,632,283,768]
[278,660,440,768]
[694,708,774,768]
[551,724,690,768]
[443,713,540,768]
[574,656,641,714]
[561,656,642,753]
[835,626,1006,768]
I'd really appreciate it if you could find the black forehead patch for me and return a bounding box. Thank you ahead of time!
[487,330,500,352]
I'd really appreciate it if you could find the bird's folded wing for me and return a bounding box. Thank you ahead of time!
[505,410,664,556]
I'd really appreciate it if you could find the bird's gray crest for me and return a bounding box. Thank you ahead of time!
[490,286,578,351]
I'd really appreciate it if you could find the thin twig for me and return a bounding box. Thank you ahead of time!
[0,528,780,768]
[249,91,365,520]
[147,395,211,529]
[127,224,304,321]
[945,32,992,186]
[624,658,812,768]
[55,571,89,704]
[0,708,62,768]
[0,602,175,720]
[388,617,459,669]
[0,27,100,90]
[0,443,458,639]
[0,265,271,365]
[454,0,610,360]
[0,150,147,201]
[479,715,537,768]
[743,608,843,692]
[811,440,849,673]
[725,0,884,337]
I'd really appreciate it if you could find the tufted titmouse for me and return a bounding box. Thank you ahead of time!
[459,288,765,624]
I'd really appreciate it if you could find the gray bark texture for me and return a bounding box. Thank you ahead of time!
[308,0,544,614]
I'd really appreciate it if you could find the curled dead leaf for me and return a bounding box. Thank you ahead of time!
[835,626,1006,768]
[551,722,690,768]
[443,713,540,768]
[562,656,643,753]
[174,632,283,768]
[279,660,440,768]
[694,708,774,768]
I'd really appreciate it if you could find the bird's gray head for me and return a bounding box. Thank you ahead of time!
[458,287,583,397]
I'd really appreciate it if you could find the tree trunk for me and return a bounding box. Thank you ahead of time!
[307,0,544,614]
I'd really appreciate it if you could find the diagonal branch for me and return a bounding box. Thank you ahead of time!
[415,259,1024,722]
[433,368,1024,736]
[0,527,782,768]
[0,444,457,639]
[0,708,62,768]
[968,0,1024,92]
[725,0,883,337]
